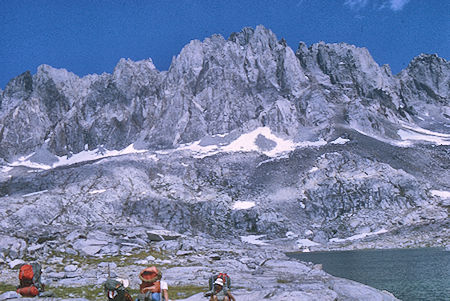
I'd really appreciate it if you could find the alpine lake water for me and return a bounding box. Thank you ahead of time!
[287,248,450,301]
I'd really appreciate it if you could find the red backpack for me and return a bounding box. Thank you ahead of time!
[208,273,231,292]
[17,263,44,297]
[139,266,162,294]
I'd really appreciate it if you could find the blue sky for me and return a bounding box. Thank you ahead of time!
[1,0,449,88]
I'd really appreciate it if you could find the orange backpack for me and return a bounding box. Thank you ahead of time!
[17,263,43,297]
[139,266,162,294]
[19,265,34,285]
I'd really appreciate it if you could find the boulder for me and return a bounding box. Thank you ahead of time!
[8,259,25,269]
[0,291,21,300]
[146,230,181,241]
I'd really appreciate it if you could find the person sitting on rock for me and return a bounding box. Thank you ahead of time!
[104,278,133,301]
[209,278,235,301]
[136,266,169,301]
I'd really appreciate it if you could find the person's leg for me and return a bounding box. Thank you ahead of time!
[224,297,230,301]
[210,295,219,301]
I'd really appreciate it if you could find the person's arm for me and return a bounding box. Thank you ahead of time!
[227,291,236,301]
[163,289,169,301]
[160,281,169,301]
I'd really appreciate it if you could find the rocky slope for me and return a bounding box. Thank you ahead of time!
[0,25,449,300]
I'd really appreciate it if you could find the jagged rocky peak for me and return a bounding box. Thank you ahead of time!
[3,70,33,101]
[400,53,450,103]
[296,41,393,93]
[155,25,309,146]
[228,25,280,50]
[168,24,306,92]
[34,64,79,84]
[33,64,84,104]
[112,57,160,98]
[113,57,157,78]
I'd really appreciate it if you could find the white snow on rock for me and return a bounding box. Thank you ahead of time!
[330,229,388,243]
[353,123,450,147]
[431,190,450,199]
[3,129,326,171]
[6,144,147,170]
[308,166,319,173]
[0,166,13,173]
[232,201,256,210]
[88,189,107,195]
[397,124,450,146]
[330,137,350,145]
[180,127,326,158]
[22,190,48,197]
[286,231,298,239]
[241,235,268,246]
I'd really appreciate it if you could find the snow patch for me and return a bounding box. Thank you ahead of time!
[330,137,350,145]
[232,201,256,210]
[398,124,450,146]
[7,144,147,170]
[240,235,268,246]
[180,127,326,158]
[431,190,450,199]
[23,190,48,197]
[330,229,388,243]
[286,231,298,239]
[1,166,13,173]
[308,167,319,173]
[89,189,107,195]
[353,124,450,147]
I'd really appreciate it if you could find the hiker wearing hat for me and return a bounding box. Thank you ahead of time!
[209,278,235,301]
[136,266,169,301]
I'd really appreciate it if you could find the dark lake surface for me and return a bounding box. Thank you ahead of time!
[288,248,450,301]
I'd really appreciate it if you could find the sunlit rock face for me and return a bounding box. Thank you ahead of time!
[0,26,448,257]
[2,25,448,159]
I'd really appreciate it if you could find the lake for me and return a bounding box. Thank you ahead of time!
[288,248,450,301]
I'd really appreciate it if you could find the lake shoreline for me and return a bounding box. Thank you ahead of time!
[287,247,450,301]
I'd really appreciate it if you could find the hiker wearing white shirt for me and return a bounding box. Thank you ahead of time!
[160,280,169,301]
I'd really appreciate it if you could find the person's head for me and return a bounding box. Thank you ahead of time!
[214,278,223,292]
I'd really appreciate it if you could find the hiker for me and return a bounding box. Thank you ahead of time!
[104,278,133,301]
[16,263,46,297]
[136,266,169,301]
[209,278,235,301]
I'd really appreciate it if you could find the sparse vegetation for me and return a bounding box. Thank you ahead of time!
[167,284,205,299]
[0,282,205,301]
[0,282,16,293]
[47,285,103,300]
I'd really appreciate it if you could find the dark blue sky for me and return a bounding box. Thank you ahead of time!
[1,0,449,88]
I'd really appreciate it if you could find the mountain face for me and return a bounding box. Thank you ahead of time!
[2,25,448,160]
[0,25,449,261]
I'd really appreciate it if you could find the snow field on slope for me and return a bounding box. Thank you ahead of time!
[180,127,326,158]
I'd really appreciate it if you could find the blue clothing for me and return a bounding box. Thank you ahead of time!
[135,293,160,301]
[151,293,161,301]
